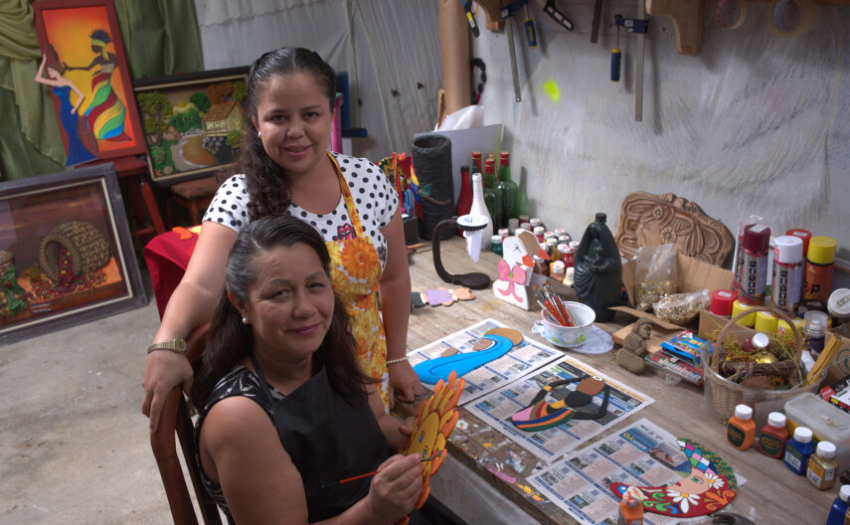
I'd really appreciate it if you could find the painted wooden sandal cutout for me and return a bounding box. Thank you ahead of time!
[511,376,610,432]
[413,328,522,384]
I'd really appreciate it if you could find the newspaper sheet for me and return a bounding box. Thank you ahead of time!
[466,356,654,463]
[408,319,563,406]
[528,418,745,525]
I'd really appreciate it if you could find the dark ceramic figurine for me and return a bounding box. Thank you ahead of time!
[574,213,622,323]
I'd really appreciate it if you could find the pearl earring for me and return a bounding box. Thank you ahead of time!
[257,131,262,138]
[242,317,249,324]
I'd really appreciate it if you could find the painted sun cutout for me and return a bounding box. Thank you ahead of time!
[397,371,465,525]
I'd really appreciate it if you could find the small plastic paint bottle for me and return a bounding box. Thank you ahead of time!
[565,267,575,287]
[491,235,503,256]
[803,236,836,302]
[498,228,510,239]
[732,300,756,327]
[550,260,566,282]
[826,485,850,525]
[617,487,645,525]
[754,311,778,333]
[547,238,559,260]
[807,440,838,490]
[757,412,789,459]
[710,289,737,318]
[726,404,756,451]
[559,244,575,268]
[533,226,546,243]
[518,214,530,227]
[507,218,519,236]
[783,426,815,475]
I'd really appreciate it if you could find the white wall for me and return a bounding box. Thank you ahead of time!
[471,1,850,266]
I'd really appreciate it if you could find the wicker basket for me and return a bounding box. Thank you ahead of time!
[703,305,824,423]
[38,221,111,282]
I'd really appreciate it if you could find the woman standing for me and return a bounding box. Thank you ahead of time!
[142,47,421,432]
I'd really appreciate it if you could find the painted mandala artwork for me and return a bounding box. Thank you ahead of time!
[610,438,737,517]
[398,371,465,525]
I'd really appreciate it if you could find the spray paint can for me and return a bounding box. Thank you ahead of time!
[772,236,804,314]
[737,224,771,305]
[803,236,837,302]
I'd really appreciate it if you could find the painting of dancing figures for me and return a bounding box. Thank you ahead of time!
[33,0,145,167]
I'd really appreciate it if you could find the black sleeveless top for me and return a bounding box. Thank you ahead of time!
[194,360,389,523]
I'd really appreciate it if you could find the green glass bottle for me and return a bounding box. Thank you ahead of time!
[483,158,503,231]
[496,151,518,228]
[470,151,482,186]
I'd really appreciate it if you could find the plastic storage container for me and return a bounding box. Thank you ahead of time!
[784,393,850,473]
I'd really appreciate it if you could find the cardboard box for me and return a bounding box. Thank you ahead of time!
[618,253,735,329]
[697,309,755,342]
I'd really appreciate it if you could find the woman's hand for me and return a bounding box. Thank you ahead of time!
[141,350,194,433]
[397,416,416,440]
[364,454,423,523]
[388,360,422,408]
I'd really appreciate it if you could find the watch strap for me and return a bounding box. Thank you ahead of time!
[146,338,188,355]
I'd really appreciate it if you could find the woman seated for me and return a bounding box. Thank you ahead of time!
[190,216,461,524]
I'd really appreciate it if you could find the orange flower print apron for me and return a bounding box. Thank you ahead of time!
[326,157,389,409]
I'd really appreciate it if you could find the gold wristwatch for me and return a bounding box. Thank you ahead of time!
[146,338,187,355]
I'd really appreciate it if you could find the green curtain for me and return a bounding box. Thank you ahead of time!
[0,0,203,180]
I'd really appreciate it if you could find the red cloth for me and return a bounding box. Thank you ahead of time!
[143,230,199,319]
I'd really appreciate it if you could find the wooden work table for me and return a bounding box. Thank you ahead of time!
[402,237,835,525]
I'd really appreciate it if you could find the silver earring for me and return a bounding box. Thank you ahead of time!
[242,317,249,324]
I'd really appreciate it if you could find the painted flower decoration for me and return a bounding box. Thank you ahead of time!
[666,489,700,513]
[705,472,725,489]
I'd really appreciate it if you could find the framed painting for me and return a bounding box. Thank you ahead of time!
[32,0,145,166]
[0,164,147,345]
[132,67,249,186]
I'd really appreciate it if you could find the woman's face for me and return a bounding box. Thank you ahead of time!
[234,243,334,361]
[252,72,333,180]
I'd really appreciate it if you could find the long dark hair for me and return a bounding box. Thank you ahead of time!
[190,216,370,408]
[233,47,337,221]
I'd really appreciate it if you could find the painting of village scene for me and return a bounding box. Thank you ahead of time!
[133,67,249,185]
[0,166,146,345]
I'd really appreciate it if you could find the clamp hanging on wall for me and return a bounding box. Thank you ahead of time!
[613,3,649,122]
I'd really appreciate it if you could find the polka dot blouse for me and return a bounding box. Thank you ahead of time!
[202,152,399,269]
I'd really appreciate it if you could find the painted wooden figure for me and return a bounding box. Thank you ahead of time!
[492,229,549,310]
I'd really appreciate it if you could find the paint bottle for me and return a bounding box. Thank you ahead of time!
[547,238,559,260]
[711,289,737,318]
[507,218,519,235]
[726,404,756,450]
[807,441,838,490]
[757,412,788,459]
[491,235,503,256]
[551,260,566,281]
[772,235,805,314]
[559,244,575,268]
[826,485,850,525]
[737,224,771,305]
[754,311,778,333]
[783,426,815,475]
[805,310,828,357]
[786,228,812,256]
[533,255,549,277]
[530,217,543,230]
[498,228,510,239]
[732,300,756,327]
[803,236,837,302]
[565,267,575,287]
[617,487,645,525]
[518,214,530,227]
[533,226,546,243]
[558,234,572,245]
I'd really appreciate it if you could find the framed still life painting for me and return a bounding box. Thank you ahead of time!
[133,67,249,186]
[0,164,147,345]
[32,0,145,167]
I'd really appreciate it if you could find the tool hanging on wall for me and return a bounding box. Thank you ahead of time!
[613,3,649,122]
[535,0,574,31]
[500,0,527,102]
[524,4,538,48]
[591,0,604,43]
[460,0,480,37]
[611,16,622,82]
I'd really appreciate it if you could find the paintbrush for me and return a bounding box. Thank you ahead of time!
[320,454,439,489]
[543,284,576,327]
[536,290,567,326]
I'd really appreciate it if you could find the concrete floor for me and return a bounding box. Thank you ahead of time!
[0,275,535,525]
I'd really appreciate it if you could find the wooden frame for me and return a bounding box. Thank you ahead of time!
[0,164,147,345]
[32,0,145,165]
[133,67,249,186]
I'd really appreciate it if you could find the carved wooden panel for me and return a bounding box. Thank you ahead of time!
[615,192,733,266]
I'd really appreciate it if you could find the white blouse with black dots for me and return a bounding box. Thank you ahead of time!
[202,152,400,269]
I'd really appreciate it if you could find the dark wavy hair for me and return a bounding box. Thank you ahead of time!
[89,29,111,45]
[190,216,371,408]
[232,47,337,222]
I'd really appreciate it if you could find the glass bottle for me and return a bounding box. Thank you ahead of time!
[482,158,503,232]
[496,151,518,228]
[455,165,473,219]
[470,151,482,186]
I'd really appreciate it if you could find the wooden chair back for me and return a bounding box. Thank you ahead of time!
[150,324,221,525]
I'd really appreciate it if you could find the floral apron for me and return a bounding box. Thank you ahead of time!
[326,155,390,409]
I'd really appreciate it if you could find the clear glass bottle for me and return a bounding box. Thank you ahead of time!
[496,151,518,228]
[482,158,503,232]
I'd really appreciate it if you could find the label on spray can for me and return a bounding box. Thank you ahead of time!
[738,224,770,305]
